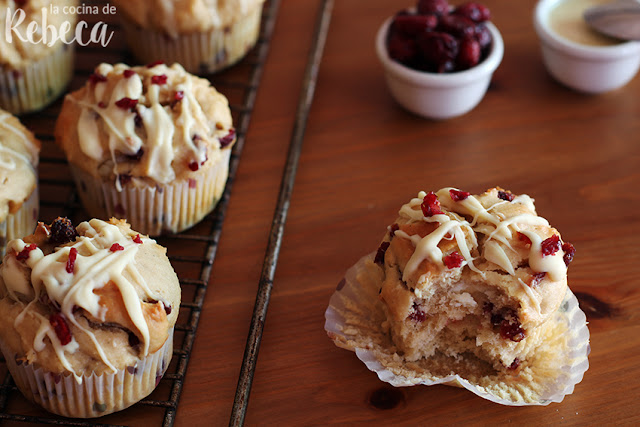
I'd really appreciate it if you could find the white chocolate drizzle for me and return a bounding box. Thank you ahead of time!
[2,219,161,381]
[69,63,231,190]
[395,188,569,283]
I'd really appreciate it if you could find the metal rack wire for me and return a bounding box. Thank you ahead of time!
[0,1,280,425]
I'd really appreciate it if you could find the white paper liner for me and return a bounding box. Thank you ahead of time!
[0,185,38,257]
[0,44,74,115]
[324,253,590,406]
[119,5,263,73]
[69,148,231,236]
[1,329,174,418]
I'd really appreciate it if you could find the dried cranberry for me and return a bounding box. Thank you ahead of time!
[507,358,520,370]
[89,73,107,85]
[151,74,168,85]
[530,272,546,287]
[391,14,438,38]
[389,223,400,237]
[456,36,481,69]
[115,97,138,111]
[421,191,443,217]
[387,33,418,64]
[133,234,143,244]
[146,60,164,68]
[123,69,136,78]
[517,232,532,246]
[163,303,172,315]
[16,244,37,261]
[50,217,77,245]
[50,313,72,345]
[66,248,78,274]
[219,129,236,148]
[174,91,184,101]
[188,161,199,171]
[562,242,576,266]
[437,15,476,39]
[500,319,525,342]
[443,251,464,268]
[408,302,427,322]
[98,101,106,108]
[110,243,124,252]
[497,190,514,202]
[541,235,561,257]
[374,241,391,266]
[453,2,491,23]
[417,0,449,16]
[417,32,459,73]
[449,189,470,201]
[474,23,493,50]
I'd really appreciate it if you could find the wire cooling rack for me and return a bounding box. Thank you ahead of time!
[0,0,280,425]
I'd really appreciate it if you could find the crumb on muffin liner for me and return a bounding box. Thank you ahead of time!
[324,253,590,406]
[0,185,38,257]
[69,149,231,236]
[0,44,74,115]
[0,329,173,418]
[119,5,263,74]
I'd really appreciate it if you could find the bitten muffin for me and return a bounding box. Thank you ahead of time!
[54,62,236,235]
[376,187,576,375]
[113,0,265,73]
[0,217,181,418]
[0,0,77,114]
[0,108,40,256]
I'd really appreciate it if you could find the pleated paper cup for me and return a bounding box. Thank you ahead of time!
[324,253,590,406]
[0,330,173,418]
[0,185,38,257]
[69,149,231,236]
[0,44,74,115]
[119,5,263,74]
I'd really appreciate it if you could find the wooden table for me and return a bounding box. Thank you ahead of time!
[4,0,640,425]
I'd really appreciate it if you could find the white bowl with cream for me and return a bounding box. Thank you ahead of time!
[534,0,640,94]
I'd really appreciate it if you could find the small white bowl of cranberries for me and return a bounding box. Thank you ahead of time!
[376,0,503,120]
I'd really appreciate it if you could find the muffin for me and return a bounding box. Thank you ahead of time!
[113,0,266,74]
[0,108,40,257]
[54,62,236,235]
[326,187,589,404]
[0,0,77,114]
[0,217,181,418]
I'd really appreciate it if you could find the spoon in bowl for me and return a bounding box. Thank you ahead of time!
[584,0,640,40]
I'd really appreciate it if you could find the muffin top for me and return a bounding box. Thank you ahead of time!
[0,108,39,223]
[0,0,78,68]
[377,187,575,327]
[55,62,235,188]
[113,0,265,37]
[0,218,181,378]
